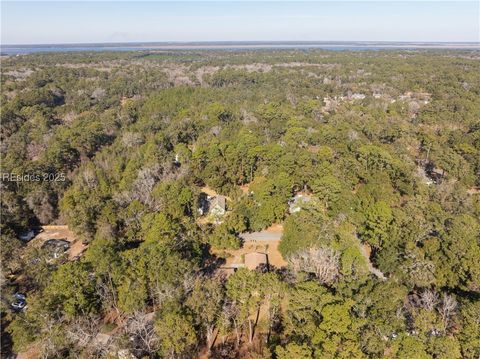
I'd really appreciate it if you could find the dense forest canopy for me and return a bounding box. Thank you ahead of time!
[1,49,479,358]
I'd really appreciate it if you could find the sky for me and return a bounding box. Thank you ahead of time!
[1,1,479,45]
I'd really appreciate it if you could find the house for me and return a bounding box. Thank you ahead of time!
[416,166,434,186]
[41,239,70,259]
[197,193,227,223]
[209,195,226,218]
[428,167,445,184]
[244,252,268,270]
[350,93,366,100]
[322,96,339,112]
[424,162,446,184]
[416,160,446,185]
[289,194,312,214]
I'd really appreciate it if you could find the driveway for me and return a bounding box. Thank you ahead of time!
[240,231,282,242]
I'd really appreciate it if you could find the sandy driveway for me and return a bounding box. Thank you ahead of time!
[239,223,283,241]
[239,231,282,241]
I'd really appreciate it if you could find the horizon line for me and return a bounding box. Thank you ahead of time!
[2,40,480,47]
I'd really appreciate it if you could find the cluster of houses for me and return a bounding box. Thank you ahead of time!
[197,189,272,274]
[197,188,318,273]
[322,91,431,115]
[197,187,315,222]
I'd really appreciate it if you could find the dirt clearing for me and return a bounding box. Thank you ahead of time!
[28,225,87,260]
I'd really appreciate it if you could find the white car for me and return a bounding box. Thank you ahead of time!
[11,298,27,311]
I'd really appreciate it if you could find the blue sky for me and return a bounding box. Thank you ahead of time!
[1,1,479,44]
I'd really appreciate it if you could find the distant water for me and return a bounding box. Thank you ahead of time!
[1,45,154,55]
[1,41,479,55]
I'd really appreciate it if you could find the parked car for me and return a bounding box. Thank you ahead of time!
[11,293,27,311]
[14,293,26,301]
[19,230,35,242]
[18,228,43,242]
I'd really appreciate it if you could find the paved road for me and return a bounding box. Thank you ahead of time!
[240,231,282,242]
